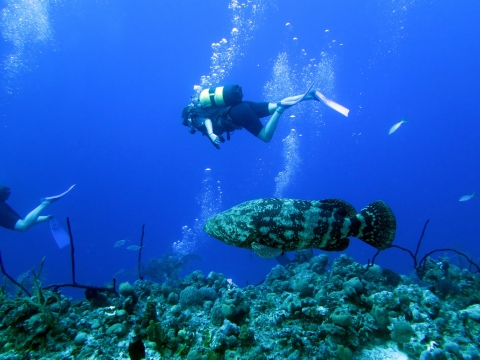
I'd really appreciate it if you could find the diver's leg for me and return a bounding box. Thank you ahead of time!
[257,106,283,142]
[268,102,278,114]
[278,92,314,105]
[277,83,317,108]
[14,201,52,232]
[268,98,308,114]
[35,216,53,224]
[13,185,74,232]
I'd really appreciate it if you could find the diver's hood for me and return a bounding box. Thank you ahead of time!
[181,104,195,125]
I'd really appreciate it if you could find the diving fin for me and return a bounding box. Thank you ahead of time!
[42,184,76,204]
[314,90,350,117]
[49,218,70,249]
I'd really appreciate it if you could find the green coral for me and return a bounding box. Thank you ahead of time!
[238,324,255,346]
[205,349,221,360]
[176,343,188,356]
[336,344,353,360]
[141,301,157,328]
[202,328,212,347]
[146,320,168,352]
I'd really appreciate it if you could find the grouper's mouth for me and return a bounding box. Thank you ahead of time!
[203,221,213,237]
[204,217,222,240]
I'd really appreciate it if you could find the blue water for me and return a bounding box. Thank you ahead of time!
[1,0,479,297]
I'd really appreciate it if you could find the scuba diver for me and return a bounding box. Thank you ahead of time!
[0,184,75,232]
[182,84,349,149]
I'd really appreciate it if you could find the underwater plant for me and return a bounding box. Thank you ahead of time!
[0,256,70,353]
[0,218,118,299]
[366,220,480,279]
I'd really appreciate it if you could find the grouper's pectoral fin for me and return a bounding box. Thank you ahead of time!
[251,242,283,259]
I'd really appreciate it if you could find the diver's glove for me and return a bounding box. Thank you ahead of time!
[208,133,222,149]
[209,133,221,144]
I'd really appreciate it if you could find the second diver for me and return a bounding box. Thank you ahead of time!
[181,84,349,149]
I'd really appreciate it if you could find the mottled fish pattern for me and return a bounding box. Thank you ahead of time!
[204,198,396,259]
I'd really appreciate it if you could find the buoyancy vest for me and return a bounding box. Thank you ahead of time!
[182,85,244,145]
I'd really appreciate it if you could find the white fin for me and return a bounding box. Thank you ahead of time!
[42,184,76,203]
[315,90,349,117]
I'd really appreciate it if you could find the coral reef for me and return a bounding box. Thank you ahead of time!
[0,253,479,359]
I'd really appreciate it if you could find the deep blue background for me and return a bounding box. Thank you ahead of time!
[1,0,479,295]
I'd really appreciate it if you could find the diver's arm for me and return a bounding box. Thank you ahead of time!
[205,119,220,145]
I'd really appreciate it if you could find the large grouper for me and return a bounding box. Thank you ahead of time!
[204,198,396,258]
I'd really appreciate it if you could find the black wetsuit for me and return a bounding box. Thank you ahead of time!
[184,101,271,147]
[0,202,21,230]
[228,101,271,136]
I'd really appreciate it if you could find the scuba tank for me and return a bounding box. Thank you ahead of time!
[199,85,243,107]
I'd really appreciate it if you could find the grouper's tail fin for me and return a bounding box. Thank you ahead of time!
[355,200,396,250]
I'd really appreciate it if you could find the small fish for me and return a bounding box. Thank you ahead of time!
[204,198,396,259]
[127,245,143,251]
[389,116,408,135]
[114,238,129,248]
[459,192,477,202]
